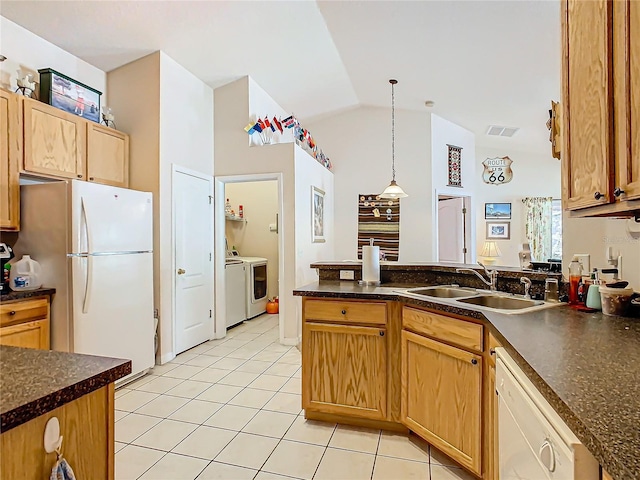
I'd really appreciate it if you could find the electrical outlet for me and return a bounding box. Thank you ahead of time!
[340,270,355,280]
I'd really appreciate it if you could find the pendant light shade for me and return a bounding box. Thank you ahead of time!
[380,79,408,199]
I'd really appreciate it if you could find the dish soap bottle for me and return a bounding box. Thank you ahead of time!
[568,256,582,305]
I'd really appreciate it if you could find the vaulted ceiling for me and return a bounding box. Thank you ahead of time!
[0,0,560,154]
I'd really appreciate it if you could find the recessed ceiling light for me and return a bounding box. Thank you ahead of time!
[486,125,520,137]
[424,100,435,108]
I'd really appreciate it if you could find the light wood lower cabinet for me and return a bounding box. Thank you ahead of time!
[303,321,387,421]
[0,384,115,479]
[401,329,483,475]
[0,297,51,349]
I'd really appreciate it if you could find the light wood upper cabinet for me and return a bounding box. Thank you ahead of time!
[0,90,21,231]
[562,0,640,215]
[23,97,86,180]
[401,329,482,476]
[0,298,51,350]
[614,0,640,201]
[87,123,129,188]
[303,321,387,421]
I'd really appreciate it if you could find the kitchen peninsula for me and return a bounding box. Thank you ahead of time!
[0,346,130,479]
[294,262,640,480]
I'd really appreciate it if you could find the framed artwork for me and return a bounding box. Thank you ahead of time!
[38,68,102,123]
[486,221,510,240]
[447,144,462,187]
[312,186,325,243]
[484,202,512,219]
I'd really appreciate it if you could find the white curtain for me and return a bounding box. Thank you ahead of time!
[522,197,552,262]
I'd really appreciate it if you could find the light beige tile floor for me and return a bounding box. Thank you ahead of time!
[115,313,475,480]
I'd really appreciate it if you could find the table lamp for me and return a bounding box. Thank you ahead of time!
[480,240,502,265]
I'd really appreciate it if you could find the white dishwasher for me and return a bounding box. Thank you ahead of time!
[225,259,247,328]
[496,348,599,480]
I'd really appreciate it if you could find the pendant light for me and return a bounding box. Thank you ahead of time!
[379,79,408,199]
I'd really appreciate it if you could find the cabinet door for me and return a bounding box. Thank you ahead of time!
[303,322,387,420]
[0,90,21,230]
[562,0,614,210]
[614,0,640,201]
[23,98,86,180]
[401,330,482,475]
[0,318,50,349]
[87,123,129,188]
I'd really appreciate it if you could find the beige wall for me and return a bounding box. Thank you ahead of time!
[225,180,279,299]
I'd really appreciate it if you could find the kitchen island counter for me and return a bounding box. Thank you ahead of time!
[295,281,640,479]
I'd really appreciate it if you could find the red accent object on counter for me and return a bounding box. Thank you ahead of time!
[239,205,244,218]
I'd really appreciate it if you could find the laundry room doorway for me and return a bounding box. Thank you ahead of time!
[214,174,283,342]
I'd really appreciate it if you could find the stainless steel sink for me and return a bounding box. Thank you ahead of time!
[457,295,542,310]
[404,286,478,299]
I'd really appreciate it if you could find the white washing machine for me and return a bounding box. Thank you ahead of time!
[234,256,268,319]
[225,258,247,328]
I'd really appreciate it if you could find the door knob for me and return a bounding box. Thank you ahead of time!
[177,268,186,275]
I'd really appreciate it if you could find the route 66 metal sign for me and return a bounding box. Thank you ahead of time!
[482,156,513,185]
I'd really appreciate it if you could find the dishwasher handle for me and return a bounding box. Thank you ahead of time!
[539,440,556,472]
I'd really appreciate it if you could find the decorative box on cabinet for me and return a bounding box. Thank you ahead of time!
[562,0,640,216]
[0,297,50,350]
[0,89,21,231]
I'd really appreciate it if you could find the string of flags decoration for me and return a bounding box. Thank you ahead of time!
[244,114,332,171]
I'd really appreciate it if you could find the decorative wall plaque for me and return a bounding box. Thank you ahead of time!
[482,156,513,185]
[447,144,462,187]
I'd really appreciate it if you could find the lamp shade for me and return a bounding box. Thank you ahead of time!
[379,180,408,199]
[480,240,502,258]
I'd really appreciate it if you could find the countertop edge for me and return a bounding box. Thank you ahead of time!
[0,288,56,302]
[294,283,636,479]
[0,359,131,432]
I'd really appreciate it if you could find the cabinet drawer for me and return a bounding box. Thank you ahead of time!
[402,307,483,352]
[304,299,386,326]
[0,298,49,327]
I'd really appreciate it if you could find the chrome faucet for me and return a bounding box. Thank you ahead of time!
[456,262,498,291]
[520,277,532,299]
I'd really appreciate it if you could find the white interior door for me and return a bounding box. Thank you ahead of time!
[438,197,465,263]
[173,167,214,354]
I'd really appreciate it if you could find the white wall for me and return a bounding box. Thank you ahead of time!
[307,106,432,261]
[225,180,279,299]
[563,215,640,291]
[0,16,107,105]
[108,52,214,363]
[430,114,476,261]
[474,146,561,267]
[294,148,335,288]
[214,76,334,343]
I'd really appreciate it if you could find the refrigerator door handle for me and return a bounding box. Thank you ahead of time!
[82,256,93,314]
[81,197,94,254]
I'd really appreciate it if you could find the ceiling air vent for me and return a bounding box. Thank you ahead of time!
[486,125,520,137]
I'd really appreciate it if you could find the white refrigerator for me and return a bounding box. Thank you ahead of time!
[16,180,155,383]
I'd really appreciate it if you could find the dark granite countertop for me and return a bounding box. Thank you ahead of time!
[0,346,131,432]
[294,281,640,479]
[0,287,56,302]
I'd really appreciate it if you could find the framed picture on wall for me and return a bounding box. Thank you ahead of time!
[486,221,510,240]
[484,202,511,219]
[312,186,325,243]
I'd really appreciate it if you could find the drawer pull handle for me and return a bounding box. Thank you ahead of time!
[77,174,83,179]
[341,309,346,315]
[490,348,496,356]
[89,177,95,181]
[471,358,478,365]
[379,330,385,337]
[9,311,16,316]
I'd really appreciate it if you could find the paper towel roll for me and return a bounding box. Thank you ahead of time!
[362,246,380,283]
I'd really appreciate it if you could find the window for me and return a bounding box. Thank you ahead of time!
[551,199,562,260]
